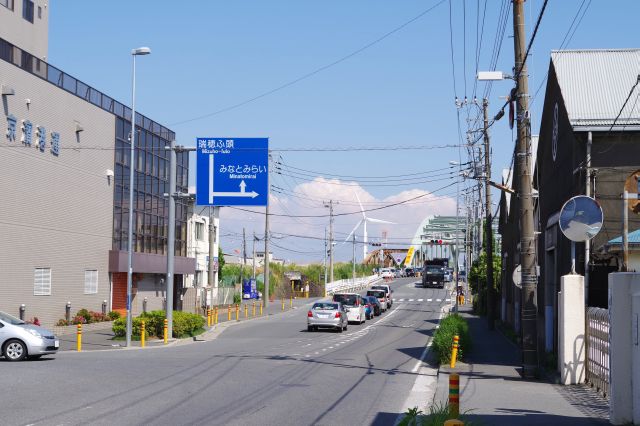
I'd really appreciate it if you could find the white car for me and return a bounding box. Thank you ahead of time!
[332,293,366,324]
[380,268,393,279]
[371,284,393,307]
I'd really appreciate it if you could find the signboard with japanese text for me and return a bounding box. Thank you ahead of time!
[196,138,269,206]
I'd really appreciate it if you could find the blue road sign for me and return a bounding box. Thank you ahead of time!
[196,138,269,206]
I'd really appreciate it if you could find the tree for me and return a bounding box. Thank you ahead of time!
[218,246,225,276]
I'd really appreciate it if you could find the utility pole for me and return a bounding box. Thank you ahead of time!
[252,231,257,279]
[324,200,335,283]
[264,195,270,307]
[242,227,247,284]
[483,98,495,330]
[513,0,538,377]
[165,139,176,339]
[324,227,328,294]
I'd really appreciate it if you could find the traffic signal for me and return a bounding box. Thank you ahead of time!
[429,239,443,245]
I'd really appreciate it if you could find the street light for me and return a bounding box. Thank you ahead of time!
[126,46,151,348]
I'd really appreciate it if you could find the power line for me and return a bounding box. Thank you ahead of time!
[168,0,447,127]
[275,161,460,179]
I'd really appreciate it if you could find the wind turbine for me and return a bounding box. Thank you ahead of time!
[344,192,395,260]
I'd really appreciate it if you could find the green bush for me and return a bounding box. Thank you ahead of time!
[432,313,471,365]
[77,308,92,323]
[107,310,121,320]
[139,310,166,337]
[112,317,126,337]
[172,311,205,338]
[233,293,241,304]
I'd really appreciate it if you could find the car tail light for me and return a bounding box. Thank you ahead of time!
[307,311,313,317]
[335,312,341,318]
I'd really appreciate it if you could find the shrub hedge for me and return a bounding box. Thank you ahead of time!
[432,313,471,365]
[112,311,204,339]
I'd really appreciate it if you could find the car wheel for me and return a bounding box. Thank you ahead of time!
[307,325,313,332]
[337,325,343,333]
[4,339,27,362]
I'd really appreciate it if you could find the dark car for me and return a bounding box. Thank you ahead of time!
[365,296,382,316]
[405,267,415,277]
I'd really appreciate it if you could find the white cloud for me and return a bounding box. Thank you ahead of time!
[217,177,456,263]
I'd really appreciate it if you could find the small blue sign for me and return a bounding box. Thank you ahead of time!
[196,138,268,206]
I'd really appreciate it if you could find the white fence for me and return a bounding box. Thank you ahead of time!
[326,275,383,295]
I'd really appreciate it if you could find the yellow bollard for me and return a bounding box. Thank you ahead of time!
[76,323,82,352]
[282,298,285,311]
[244,304,248,318]
[450,335,460,368]
[214,306,219,324]
[141,320,146,348]
[444,420,464,425]
[235,304,239,321]
[260,302,263,316]
[449,373,460,418]
[207,309,211,327]
[163,318,168,344]
[228,305,232,321]
[290,296,293,308]
[252,301,256,317]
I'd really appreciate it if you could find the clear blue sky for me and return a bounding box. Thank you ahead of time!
[49,1,640,262]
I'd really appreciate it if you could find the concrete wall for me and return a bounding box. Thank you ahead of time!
[0,57,114,327]
[132,274,166,316]
[0,0,48,59]
[185,212,209,288]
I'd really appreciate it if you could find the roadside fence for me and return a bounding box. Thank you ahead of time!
[585,306,609,398]
[326,275,382,295]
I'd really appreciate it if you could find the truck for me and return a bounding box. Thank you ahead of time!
[421,258,448,289]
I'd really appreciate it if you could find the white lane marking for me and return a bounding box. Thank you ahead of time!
[409,299,415,302]
[445,298,451,302]
[417,299,424,302]
[398,298,405,302]
[427,298,433,302]
[436,299,442,302]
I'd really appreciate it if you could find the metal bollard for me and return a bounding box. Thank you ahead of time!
[76,323,82,352]
[290,296,293,308]
[141,320,146,348]
[228,305,232,321]
[163,318,168,344]
[260,302,263,316]
[450,335,460,368]
[282,298,285,311]
[235,304,239,321]
[214,306,219,324]
[207,309,211,327]
[444,420,464,426]
[449,373,460,418]
[252,301,256,317]
[244,304,248,318]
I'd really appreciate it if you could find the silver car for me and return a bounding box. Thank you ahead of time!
[0,311,59,361]
[307,302,348,332]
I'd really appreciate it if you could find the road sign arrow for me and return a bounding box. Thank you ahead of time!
[239,180,247,193]
[211,190,259,198]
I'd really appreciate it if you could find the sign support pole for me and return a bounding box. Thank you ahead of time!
[166,138,176,339]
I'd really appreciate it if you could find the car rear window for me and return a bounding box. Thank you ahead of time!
[333,294,358,306]
[371,286,388,292]
[313,302,338,310]
[367,290,385,298]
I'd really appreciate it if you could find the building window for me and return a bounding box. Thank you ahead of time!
[84,270,98,294]
[37,5,41,18]
[195,222,205,241]
[34,268,51,296]
[1,0,14,10]
[22,0,34,22]
[194,270,203,287]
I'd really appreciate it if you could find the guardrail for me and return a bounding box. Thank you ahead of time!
[326,275,383,295]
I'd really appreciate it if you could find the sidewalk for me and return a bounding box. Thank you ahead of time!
[56,296,319,352]
[434,305,609,425]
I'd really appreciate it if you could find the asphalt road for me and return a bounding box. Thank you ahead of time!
[1,277,454,426]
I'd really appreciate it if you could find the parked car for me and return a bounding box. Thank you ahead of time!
[307,302,348,332]
[371,284,393,307]
[405,267,415,277]
[367,289,388,312]
[0,311,59,361]
[365,295,383,316]
[332,293,366,324]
